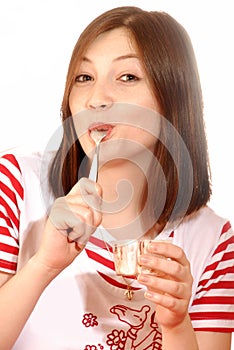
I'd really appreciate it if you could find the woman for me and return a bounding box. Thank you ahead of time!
[0,6,233,350]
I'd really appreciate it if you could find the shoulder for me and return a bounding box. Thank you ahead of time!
[187,208,234,332]
[0,152,24,202]
[180,205,233,259]
[1,148,55,182]
[183,206,228,230]
[0,152,22,177]
[173,207,233,292]
[175,206,233,256]
[175,206,230,247]
[0,149,55,209]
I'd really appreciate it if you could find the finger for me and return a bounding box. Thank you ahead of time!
[69,178,103,212]
[48,180,103,245]
[66,194,102,220]
[144,289,188,313]
[139,254,192,282]
[138,273,191,299]
[71,194,102,227]
[66,199,102,243]
[148,241,189,266]
[49,200,95,235]
[53,191,102,228]
[65,194,90,208]
[69,177,102,197]
[67,206,97,232]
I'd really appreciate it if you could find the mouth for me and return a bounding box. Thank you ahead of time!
[88,123,114,141]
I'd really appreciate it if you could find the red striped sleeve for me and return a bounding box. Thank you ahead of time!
[0,154,23,274]
[0,259,17,272]
[0,242,19,255]
[0,157,23,200]
[189,221,234,332]
[0,196,19,230]
[0,211,13,229]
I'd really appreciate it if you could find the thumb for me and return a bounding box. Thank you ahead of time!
[69,177,103,213]
[69,177,102,197]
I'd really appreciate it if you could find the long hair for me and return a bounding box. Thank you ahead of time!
[49,6,211,223]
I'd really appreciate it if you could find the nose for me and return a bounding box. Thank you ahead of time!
[87,82,113,111]
[91,103,110,111]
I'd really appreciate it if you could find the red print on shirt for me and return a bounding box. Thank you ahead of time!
[82,313,98,327]
[107,304,162,349]
[82,305,162,349]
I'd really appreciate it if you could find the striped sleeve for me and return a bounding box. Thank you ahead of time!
[0,154,24,274]
[189,221,234,332]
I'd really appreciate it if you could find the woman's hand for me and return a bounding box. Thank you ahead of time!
[34,177,102,274]
[138,241,193,331]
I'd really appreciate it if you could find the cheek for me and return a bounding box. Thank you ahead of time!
[143,97,161,114]
[127,118,161,146]
[68,90,76,116]
[136,88,161,115]
[78,134,94,158]
[69,88,84,116]
[136,131,158,151]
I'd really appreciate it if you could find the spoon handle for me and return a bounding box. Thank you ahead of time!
[88,143,100,182]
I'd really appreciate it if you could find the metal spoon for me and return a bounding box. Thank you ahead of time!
[89,130,107,182]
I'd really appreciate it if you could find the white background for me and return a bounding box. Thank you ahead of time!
[0,0,233,342]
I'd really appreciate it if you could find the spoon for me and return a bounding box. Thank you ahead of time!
[89,129,107,182]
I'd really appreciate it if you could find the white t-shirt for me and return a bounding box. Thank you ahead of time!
[0,152,233,350]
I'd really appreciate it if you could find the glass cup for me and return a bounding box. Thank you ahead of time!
[111,239,151,276]
[111,238,172,276]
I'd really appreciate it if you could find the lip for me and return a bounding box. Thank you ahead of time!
[88,123,114,141]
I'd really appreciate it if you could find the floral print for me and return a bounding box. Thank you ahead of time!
[106,329,127,349]
[82,305,162,349]
[82,313,98,327]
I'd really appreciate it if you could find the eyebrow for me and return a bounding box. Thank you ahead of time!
[113,54,140,62]
[81,53,140,63]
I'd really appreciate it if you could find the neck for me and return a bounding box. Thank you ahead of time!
[98,159,160,239]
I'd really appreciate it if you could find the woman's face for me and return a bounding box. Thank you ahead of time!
[69,27,161,157]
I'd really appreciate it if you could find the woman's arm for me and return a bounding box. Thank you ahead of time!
[0,178,102,349]
[138,241,232,349]
[160,319,231,350]
[196,331,231,350]
[161,314,198,350]
[0,257,59,350]
[161,317,231,349]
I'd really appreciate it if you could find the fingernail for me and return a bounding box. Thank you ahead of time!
[139,256,149,264]
[138,274,149,283]
[145,291,154,299]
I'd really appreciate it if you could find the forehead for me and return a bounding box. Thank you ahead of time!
[83,27,138,59]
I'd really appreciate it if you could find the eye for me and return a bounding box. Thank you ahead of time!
[75,74,93,83]
[119,74,139,82]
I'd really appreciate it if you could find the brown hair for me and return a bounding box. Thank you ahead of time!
[49,6,211,223]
